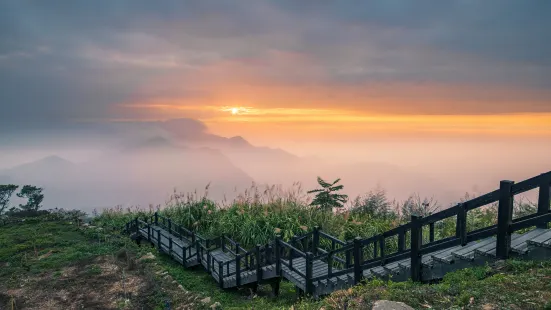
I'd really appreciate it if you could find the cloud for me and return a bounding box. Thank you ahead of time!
[0,0,550,132]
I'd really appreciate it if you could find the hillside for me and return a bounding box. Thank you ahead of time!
[2,216,551,310]
[0,219,209,309]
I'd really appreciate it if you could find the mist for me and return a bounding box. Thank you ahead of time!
[1,118,548,214]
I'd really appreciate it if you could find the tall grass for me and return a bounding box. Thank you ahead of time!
[93,182,539,250]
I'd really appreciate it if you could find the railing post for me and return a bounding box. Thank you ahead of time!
[537,173,551,229]
[353,237,362,284]
[379,236,385,265]
[327,251,333,278]
[305,252,313,295]
[398,231,405,252]
[221,235,225,252]
[345,241,352,268]
[235,242,240,255]
[456,203,468,246]
[168,219,172,234]
[207,248,211,272]
[266,244,272,264]
[275,235,281,276]
[290,236,297,268]
[157,229,162,251]
[255,244,262,281]
[496,180,514,259]
[429,222,435,243]
[195,238,201,264]
[218,261,224,288]
[236,254,242,286]
[410,214,422,282]
[169,236,173,256]
[154,212,158,225]
[313,226,320,255]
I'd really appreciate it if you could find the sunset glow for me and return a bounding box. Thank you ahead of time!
[2,0,550,224]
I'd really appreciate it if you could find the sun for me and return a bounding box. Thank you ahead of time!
[231,107,239,115]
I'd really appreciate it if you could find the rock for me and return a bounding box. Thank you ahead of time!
[139,253,156,261]
[200,297,211,305]
[493,260,506,268]
[210,302,222,309]
[372,300,414,310]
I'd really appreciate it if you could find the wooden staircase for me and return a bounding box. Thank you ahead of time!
[124,171,551,298]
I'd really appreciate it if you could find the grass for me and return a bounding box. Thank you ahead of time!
[4,218,551,309]
[1,183,547,309]
[0,219,209,309]
[292,259,551,310]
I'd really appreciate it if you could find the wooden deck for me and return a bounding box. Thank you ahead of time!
[124,171,551,298]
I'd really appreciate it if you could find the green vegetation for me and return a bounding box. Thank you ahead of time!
[294,259,551,309]
[95,183,535,255]
[16,185,44,212]
[1,179,547,309]
[0,217,208,309]
[308,177,349,211]
[3,216,551,310]
[0,184,19,214]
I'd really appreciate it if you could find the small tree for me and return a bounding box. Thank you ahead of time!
[17,185,44,212]
[308,177,348,211]
[0,184,19,215]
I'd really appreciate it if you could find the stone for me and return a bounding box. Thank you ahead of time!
[139,252,155,261]
[200,297,211,305]
[210,302,222,309]
[493,260,506,268]
[372,300,414,310]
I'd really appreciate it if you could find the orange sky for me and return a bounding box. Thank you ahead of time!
[114,56,551,145]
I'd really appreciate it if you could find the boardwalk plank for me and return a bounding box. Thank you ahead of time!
[451,237,496,261]
[127,211,551,298]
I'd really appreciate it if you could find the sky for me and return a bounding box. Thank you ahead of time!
[0,1,550,205]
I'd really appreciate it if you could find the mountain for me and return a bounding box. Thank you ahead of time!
[1,156,77,186]
[1,144,254,212]
[152,119,459,205]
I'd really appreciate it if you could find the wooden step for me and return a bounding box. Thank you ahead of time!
[527,229,551,248]
[511,228,548,254]
[430,244,465,264]
[451,237,496,261]
[474,234,522,257]
[370,266,388,278]
[475,229,547,257]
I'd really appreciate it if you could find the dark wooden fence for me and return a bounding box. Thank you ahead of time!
[125,171,551,296]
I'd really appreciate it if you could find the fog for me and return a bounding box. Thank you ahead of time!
[1,118,549,214]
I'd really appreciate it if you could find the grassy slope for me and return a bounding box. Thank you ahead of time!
[295,260,551,310]
[2,219,551,309]
[0,219,207,309]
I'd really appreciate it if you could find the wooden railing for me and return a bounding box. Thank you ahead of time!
[124,171,551,296]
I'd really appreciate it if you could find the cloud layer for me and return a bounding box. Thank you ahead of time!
[1,0,550,131]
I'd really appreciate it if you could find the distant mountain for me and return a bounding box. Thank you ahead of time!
[157,118,300,164]
[1,144,254,212]
[1,155,77,186]
[151,119,459,204]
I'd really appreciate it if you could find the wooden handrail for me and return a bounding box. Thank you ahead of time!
[123,171,551,293]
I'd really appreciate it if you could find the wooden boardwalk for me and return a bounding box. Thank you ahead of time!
[125,171,551,298]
